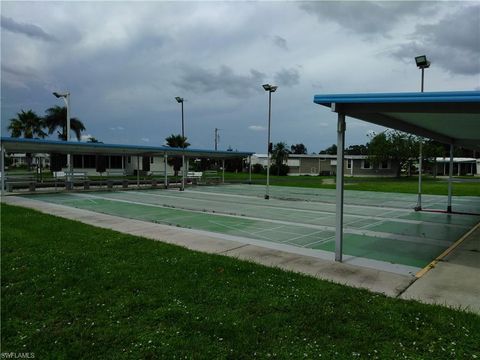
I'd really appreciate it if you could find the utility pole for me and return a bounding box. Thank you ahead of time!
[214,128,220,151]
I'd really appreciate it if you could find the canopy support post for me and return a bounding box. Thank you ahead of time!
[136,156,140,189]
[335,112,346,262]
[447,144,454,213]
[1,145,5,197]
[164,154,168,188]
[415,140,423,211]
[222,159,225,184]
[248,155,252,184]
[180,154,185,191]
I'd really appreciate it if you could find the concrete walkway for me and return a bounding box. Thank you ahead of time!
[400,224,480,314]
[3,195,480,313]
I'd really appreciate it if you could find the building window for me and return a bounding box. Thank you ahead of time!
[361,160,372,169]
[110,156,123,169]
[127,156,131,164]
[347,160,353,169]
[379,160,390,169]
[84,155,96,168]
[73,155,83,168]
[150,156,154,164]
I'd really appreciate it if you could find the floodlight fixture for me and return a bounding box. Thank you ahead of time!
[53,91,69,98]
[415,55,430,69]
[175,96,184,103]
[262,84,278,92]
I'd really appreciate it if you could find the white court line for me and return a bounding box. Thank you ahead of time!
[207,220,277,242]
[125,190,470,229]
[283,229,326,244]
[302,235,336,248]
[66,192,452,247]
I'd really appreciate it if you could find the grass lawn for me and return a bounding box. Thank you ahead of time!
[224,172,480,196]
[2,203,480,359]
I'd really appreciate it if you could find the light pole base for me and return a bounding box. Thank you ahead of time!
[447,205,452,213]
[264,194,269,200]
[414,206,422,212]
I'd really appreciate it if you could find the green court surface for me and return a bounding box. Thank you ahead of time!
[21,184,480,274]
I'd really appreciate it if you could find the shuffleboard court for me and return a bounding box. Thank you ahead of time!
[21,184,480,274]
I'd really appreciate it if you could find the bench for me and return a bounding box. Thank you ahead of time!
[202,170,221,184]
[54,171,88,180]
[106,169,127,177]
[5,173,37,192]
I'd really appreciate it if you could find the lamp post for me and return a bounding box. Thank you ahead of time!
[214,128,221,151]
[414,55,430,211]
[262,83,277,200]
[53,91,71,185]
[175,96,186,191]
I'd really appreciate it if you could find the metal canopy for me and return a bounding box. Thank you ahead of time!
[314,91,480,149]
[0,137,254,159]
[313,90,480,263]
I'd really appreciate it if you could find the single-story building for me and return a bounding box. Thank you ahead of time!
[431,157,478,176]
[251,154,400,177]
[6,153,50,168]
[0,138,253,176]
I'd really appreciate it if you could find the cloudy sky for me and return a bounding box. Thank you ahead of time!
[1,1,479,153]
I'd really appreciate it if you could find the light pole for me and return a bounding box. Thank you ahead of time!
[53,91,71,185]
[262,83,277,200]
[414,55,430,211]
[214,128,221,151]
[175,96,186,191]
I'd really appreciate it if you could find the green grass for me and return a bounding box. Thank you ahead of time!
[2,204,480,359]
[224,172,480,196]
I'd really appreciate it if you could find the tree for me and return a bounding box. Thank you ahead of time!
[345,144,368,155]
[367,130,418,177]
[423,139,447,178]
[165,134,190,176]
[7,110,46,139]
[271,142,290,175]
[7,110,47,169]
[320,144,337,155]
[44,105,86,141]
[87,137,101,143]
[290,143,307,154]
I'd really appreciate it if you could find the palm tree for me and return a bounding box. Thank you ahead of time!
[44,105,86,141]
[7,110,47,139]
[7,110,47,169]
[87,137,101,143]
[271,142,290,175]
[165,134,190,176]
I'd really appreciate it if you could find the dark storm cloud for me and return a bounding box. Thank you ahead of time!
[392,5,480,75]
[1,15,57,42]
[1,64,34,78]
[274,68,300,87]
[299,1,436,35]
[174,65,266,97]
[273,35,288,50]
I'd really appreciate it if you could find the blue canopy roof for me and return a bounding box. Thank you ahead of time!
[0,137,254,158]
[314,91,480,149]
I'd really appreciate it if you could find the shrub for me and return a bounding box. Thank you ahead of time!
[252,163,265,174]
[270,164,290,176]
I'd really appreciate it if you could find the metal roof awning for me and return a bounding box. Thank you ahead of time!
[0,137,254,159]
[314,91,480,149]
[313,90,480,264]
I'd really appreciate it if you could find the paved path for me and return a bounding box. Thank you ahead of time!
[3,195,480,313]
[400,224,480,314]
